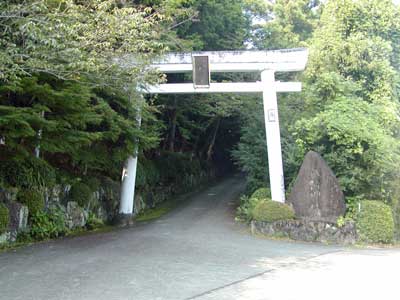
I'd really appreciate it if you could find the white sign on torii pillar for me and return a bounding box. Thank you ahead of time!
[119,48,308,217]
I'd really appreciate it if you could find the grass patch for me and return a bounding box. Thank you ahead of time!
[66,224,115,238]
[0,223,115,253]
[0,239,34,253]
[135,200,178,222]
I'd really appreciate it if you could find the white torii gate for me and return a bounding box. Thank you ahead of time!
[119,48,308,218]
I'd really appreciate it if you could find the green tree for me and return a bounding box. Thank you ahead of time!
[176,0,252,50]
[253,0,321,49]
[233,0,400,202]
[0,0,164,86]
[293,0,400,199]
[0,0,166,187]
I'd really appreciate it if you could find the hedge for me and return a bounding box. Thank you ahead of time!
[252,199,295,222]
[356,200,394,244]
[251,187,271,200]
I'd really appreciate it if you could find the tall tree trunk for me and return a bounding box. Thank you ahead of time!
[168,97,178,152]
[192,134,201,161]
[206,117,221,162]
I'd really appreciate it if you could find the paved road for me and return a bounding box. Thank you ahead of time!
[0,176,398,300]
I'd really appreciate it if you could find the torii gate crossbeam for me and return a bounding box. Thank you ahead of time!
[118,48,308,218]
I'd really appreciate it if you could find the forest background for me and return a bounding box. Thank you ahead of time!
[0,0,399,237]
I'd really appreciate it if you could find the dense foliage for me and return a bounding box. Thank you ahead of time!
[0,0,255,209]
[0,203,9,234]
[0,0,166,191]
[294,0,400,200]
[17,190,45,217]
[175,0,251,50]
[251,188,271,201]
[30,208,67,240]
[69,183,93,208]
[356,200,394,244]
[0,0,164,84]
[236,196,259,223]
[0,156,56,190]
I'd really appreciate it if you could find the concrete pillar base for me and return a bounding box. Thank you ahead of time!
[113,213,136,227]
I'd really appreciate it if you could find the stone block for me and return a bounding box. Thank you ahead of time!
[251,219,357,245]
[0,231,10,245]
[0,188,18,203]
[66,201,87,229]
[6,202,28,232]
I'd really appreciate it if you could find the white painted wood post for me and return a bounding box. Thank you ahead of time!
[261,70,286,203]
[34,111,45,158]
[119,155,139,215]
[119,95,142,216]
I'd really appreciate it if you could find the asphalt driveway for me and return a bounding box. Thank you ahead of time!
[0,176,397,300]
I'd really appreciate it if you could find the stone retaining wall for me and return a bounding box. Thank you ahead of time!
[251,219,357,245]
[1,170,215,245]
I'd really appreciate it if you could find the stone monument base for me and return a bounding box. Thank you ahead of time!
[251,219,357,245]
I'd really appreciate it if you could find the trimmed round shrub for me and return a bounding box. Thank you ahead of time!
[356,200,394,244]
[69,182,92,207]
[236,196,264,223]
[252,199,295,222]
[17,189,45,216]
[0,203,9,234]
[251,187,271,200]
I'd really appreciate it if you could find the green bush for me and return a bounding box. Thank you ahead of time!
[236,187,273,223]
[344,196,363,220]
[252,199,295,222]
[236,195,265,223]
[356,200,394,244]
[84,177,101,192]
[0,157,56,190]
[17,189,45,216]
[0,203,9,234]
[30,208,67,240]
[392,197,400,242]
[251,187,271,200]
[86,212,104,230]
[69,182,92,207]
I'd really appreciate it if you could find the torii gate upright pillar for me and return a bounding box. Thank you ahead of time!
[261,70,285,202]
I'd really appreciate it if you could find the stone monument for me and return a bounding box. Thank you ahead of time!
[287,151,346,222]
